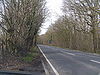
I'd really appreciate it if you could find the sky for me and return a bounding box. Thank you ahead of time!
[40,0,63,35]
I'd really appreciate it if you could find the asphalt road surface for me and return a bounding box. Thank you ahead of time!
[39,45,100,75]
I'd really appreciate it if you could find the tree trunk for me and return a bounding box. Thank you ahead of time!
[91,15,98,53]
[92,27,98,53]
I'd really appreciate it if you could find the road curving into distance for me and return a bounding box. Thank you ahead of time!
[38,45,100,75]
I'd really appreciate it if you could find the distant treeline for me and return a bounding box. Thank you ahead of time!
[38,0,100,53]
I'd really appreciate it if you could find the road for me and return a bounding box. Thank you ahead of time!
[39,45,100,75]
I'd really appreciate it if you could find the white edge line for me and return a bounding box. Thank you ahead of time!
[38,46,60,75]
[90,60,100,64]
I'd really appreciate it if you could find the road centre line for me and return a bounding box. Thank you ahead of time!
[90,60,100,64]
[61,51,75,56]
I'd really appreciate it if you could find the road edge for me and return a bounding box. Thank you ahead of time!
[38,45,59,75]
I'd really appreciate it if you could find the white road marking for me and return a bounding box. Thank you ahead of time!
[38,46,60,75]
[41,60,49,75]
[61,51,75,56]
[90,60,100,64]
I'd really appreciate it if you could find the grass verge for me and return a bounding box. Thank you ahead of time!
[22,46,39,62]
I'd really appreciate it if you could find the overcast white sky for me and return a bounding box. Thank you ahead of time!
[40,0,63,35]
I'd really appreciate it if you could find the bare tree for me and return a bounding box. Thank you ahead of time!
[63,0,100,53]
[0,0,46,56]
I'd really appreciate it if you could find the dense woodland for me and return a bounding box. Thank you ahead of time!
[39,0,100,53]
[0,0,100,64]
[0,0,46,61]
